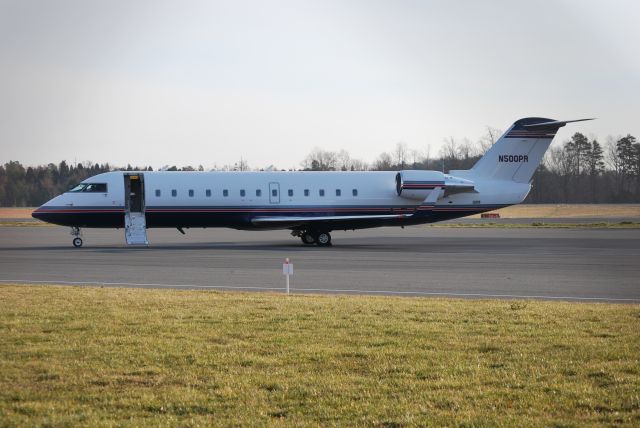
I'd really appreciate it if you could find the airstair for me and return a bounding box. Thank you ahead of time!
[125,211,149,245]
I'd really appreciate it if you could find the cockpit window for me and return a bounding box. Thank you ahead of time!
[68,183,108,193]
[68,183,87,192]
[84,183,107,192]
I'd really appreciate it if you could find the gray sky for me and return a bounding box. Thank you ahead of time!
[1,0,638,169]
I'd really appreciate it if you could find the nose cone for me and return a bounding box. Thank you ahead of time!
[32,204,54,223]
[31,196,61,224]
[31,209,44,221]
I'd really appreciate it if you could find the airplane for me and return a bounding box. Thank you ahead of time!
[32,117,593,247]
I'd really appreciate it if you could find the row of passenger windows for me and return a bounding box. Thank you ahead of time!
[155,188,359,198]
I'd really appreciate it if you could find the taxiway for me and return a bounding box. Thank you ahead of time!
[0,226,638,302]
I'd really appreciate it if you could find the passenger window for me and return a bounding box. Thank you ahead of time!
[256,189,262,197]
[223,189,229,197]
[336,189,341,197]
[240,189,246,197]
[352,189,358,197]
[272,189,278,197]
[188,189,194,197]
[304,189,309,197]
[171,189,177,197]
[288,189,293,197]
[206,189,212,197]
[319,189,325,197]
[155,189,161,197]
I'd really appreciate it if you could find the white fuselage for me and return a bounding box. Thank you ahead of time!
[33,115,585,246]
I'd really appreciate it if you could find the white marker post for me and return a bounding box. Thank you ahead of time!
[282,257,293,294]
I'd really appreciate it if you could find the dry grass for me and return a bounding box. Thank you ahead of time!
[1,285,638,426]
[0,208,36,220]
[432,221,640,229]
[471,204,640,219]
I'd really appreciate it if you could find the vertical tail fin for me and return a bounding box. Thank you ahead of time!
[469,117,594,183]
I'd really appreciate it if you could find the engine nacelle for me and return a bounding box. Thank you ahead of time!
[396,170,475,201]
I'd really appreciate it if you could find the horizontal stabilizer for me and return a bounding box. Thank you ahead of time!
[523,118,595,129]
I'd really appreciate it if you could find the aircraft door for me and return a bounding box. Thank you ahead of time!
[124,174,145,213]
[123,174,148,245]
[269,182,280,204]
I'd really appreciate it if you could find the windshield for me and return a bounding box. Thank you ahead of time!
[67,183,108,193]
[68,183,87,192]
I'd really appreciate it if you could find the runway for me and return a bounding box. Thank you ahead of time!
[0,226,638,302]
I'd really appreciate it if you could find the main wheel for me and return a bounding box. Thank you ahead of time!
[315,232,332,246]
[301,232,316,245]
[72,237,83,248]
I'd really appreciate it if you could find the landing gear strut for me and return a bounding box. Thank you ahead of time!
[70,227,83,248]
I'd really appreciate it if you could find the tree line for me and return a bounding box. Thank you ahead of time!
[1,132,638,206]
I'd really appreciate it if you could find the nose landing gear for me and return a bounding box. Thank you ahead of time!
[70,227,83,247]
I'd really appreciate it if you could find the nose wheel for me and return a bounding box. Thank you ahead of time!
[70,227,83,248]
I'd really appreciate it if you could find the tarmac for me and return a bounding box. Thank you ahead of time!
[0,225,638,302]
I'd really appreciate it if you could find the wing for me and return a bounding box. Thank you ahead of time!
[251,213,412,228]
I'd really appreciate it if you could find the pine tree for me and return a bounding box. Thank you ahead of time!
[565,132,591,175]
[616,135,636,177]
[587,139,605,176]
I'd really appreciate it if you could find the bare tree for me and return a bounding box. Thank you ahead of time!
[440,137,458,160]
[373,152,394,171]
[457,138,478,160]
[349,158,369,171]
[301,148,338,171]
[336,149,351,171]
[478,126,502,154]
[393,142,409,168]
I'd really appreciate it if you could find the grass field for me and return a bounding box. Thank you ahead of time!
[1,285,638,426]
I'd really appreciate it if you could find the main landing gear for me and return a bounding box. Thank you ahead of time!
[70,227,83,248]
[293,230,332,246]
